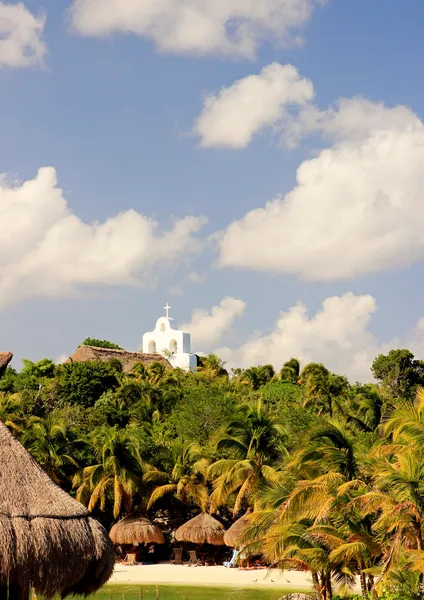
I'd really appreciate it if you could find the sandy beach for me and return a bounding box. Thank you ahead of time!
[110,563,317,590]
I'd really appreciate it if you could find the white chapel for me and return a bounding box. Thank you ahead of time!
[142,304,197,372]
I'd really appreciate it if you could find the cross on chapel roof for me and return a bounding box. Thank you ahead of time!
[164,303,171,319]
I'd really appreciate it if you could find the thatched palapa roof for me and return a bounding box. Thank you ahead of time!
[110,514,164,545]
[223,514,251,548]
[175,513,226,546]
[67,345,171,373]
[0,352,13,378]
[0,421,114,600]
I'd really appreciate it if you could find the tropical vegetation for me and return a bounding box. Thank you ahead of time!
[3,347,424,599]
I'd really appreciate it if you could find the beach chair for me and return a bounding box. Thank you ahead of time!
[205,552,218,566]
[188,550,201,567]
[123,552,137,565]
[170,547,183,565]
[223,549,239,568]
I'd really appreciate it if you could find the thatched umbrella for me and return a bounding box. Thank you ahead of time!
[0,420,114,600]
[224,514,251,548]
[175,513,226,545]
[110,514,164,545]
[0,352,12,378]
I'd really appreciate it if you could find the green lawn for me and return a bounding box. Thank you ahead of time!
[94,584,301,600]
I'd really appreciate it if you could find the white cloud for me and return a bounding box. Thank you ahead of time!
[218,97,424,280]
[194,63,314,148]
[168,285,183,297]
[187,271,206,284]
[0,2,47,68]
[285,97,420,147]
[181,296,246,349]
[216,293,403,382]
[194,63,420,150]
[0,167,206,308]
[69,0,321,59]
[181,293,424,382]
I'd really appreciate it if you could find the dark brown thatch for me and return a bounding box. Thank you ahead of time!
[0,421,114,600]
[223,514,251,548]
[175,513,226,546]
[110,515,164,545]
[67,345,171,373]
[0,352,13,379]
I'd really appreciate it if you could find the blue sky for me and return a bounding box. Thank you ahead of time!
[1,0,424,381]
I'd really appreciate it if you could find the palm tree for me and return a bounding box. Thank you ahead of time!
[345,384,383,433]
[326,525,380,597]
[130,361,172,386]
[115,380,162,422]
[197,354,228,378]
[23,413,81,484]
[243,468,373,597]
[293,421,359,481]
[208,401,286,514]
[74,426,148,518]
[128,364,183,414]
[144,440,209,510]
[243,509,340,600]
[0,393,22,433]
[146,362,168,386]
[382,386,424,447]
[350,390,424,596]
[279,358,300,384]
[301,363,349,418]
[130,361,147,381]
[356,451,424,596]
[116,379,148,403]
[244,419,377,597]
[240,365,275,390]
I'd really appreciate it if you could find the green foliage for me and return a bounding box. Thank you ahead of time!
[279,357,300,383]
[22,412,83,486]
[74,425,150,518]
[170,384,237,446]
[209,401,287,513]
[0,392,23,432]
[261,381,305,405]
[22,358,56,377]
[372,349,424,400]
[6,343,424,600]
[145,439,209,510]
[81,338,123,350]
[261,381,319,443]
[93,390,131,428]
[56,360,120,407]
[196,353,228,378]
[218,400,286,463]
[13,358,56,392]
[237,364,275,390]
[0,366,18,392]
[301,362,349,417]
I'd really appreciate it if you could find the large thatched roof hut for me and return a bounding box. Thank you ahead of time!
[0,352,12,378]
[223,514,251,548]
[0,420,114,600]
[67,345,171,373]
[175,513,226,546]
[110,515,164,545]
